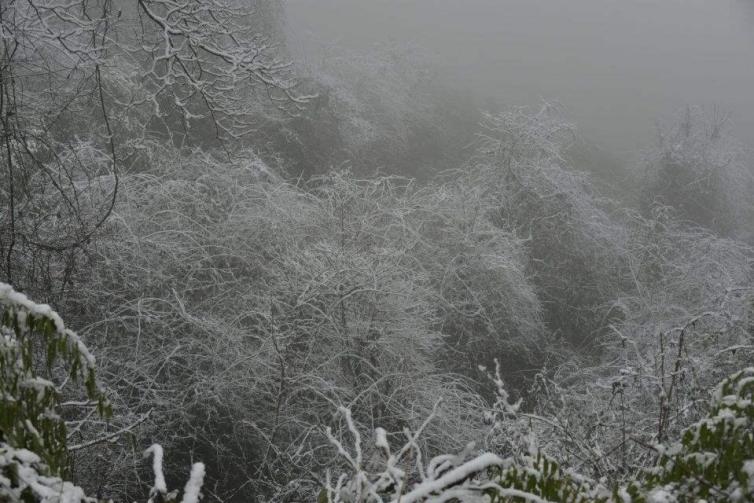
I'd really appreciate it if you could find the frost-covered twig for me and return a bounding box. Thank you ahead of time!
[144,444,206,503]
[144,444,168,496]
[69,411,152,452]
[181,463,206,503]
[325,404,505,503]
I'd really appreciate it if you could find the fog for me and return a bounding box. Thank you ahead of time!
[4,2,754,501]
[287,0,754,154]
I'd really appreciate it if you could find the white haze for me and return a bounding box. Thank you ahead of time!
[286,0,754,155]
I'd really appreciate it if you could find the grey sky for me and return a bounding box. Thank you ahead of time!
[286,0,754,155]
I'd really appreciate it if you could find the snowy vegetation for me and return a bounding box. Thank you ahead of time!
[1,1,753,502]
[2,286,752,502]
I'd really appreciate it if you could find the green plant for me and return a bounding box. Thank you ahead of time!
[0,283,111,476]
[0,282,204,503]
[626,367,754,502]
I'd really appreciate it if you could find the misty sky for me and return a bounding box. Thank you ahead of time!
[286,0,754,155]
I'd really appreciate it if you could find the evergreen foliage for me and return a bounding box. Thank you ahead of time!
[0,283,110,476]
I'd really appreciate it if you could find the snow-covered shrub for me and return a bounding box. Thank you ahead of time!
[0,443,96,503]
[409,180,548,390]
[640,107,754,238]
[626,367,754,502]
[290,42,478,178]
[0,281,208,503]
[321,359,607,503]
[322,405,505,503]
[0,0,309,302]
[487,453,611,503]
[536,213,754,479]
[445,108,752,481]
[0,282,110,476]
[68,160,489,500]
[320,367,754,503]
[458,104,631,348]
[0,281,109,502]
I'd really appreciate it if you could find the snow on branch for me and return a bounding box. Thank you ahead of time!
[324,404,505,503]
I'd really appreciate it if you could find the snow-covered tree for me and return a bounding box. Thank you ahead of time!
[641,107,754,238]
[0,0,309,300]
[461,104,630,349]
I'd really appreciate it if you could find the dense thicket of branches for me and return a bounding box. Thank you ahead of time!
[1,2,753,502]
